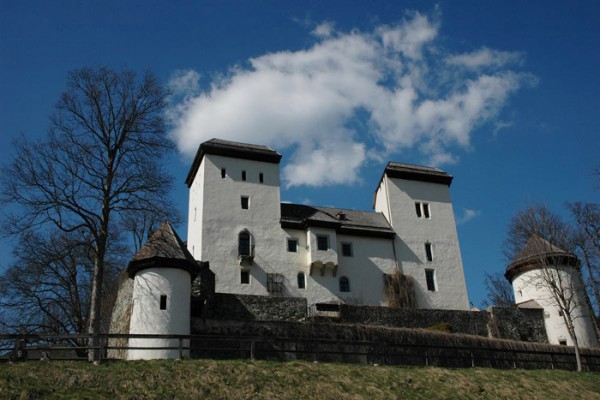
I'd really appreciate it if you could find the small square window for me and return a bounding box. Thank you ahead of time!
[423,203,430,218]
[221,168,227,179]
[241,270,250,284]
[425,269,436,291]
[242,170,247,181]
[341,242,353,257]
[241,196,249,210]
[259,173,264,183]
[415,202,422,218]
[287,238,298,252]
[160,295,167,310]
[425,243,433,262]
[317,235,329,251]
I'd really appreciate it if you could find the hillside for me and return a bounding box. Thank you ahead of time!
[1,359,599,399]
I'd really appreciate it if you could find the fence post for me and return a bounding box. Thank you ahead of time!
[178,337,183,360]
[98,336,105,361]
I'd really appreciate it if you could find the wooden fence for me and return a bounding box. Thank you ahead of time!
[1,333,599,371]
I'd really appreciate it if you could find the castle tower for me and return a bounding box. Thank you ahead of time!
[127,221,200,360]
[373,162,469,310]
[505,236,598,348]
[185,139,283,295]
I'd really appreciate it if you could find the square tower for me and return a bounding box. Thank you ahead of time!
[374,162,469,310]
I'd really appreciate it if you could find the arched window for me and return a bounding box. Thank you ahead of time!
[239,231,252,257]
[339,276,350,292]
[297,272,306,289]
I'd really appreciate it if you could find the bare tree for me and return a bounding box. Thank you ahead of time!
[481,271,514,308]
[505,205,593,371]
[0,67,176,361]
[568,202,600,313]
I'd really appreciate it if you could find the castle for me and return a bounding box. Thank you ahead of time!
[112,138,598,360]
[185,138,469,310]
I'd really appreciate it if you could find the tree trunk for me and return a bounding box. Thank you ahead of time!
[565,319,583,372]
[87,239,106,362]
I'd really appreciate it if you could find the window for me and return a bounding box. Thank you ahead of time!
[415,202,431,219]
[259,172,264,183]
[317,235,329,251]
[160,295,167,310]
[240,270,250,284]
[239,231,252,256]
[297,272,305,289]
[241,196,249,210]
[267,273,284,293]
[425,269,436,291]
[221,168,226,179]
[287,238,298,252]
[339,276,350,292]
[341,242,353,257]
[242,170,247,181]
[425,243,433,262]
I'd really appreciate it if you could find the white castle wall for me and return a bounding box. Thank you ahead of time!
[128,268,192,360]
[512,266,598,348]
[375,176,469,310]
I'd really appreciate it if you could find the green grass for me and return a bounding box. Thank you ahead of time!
[1,359,599,399]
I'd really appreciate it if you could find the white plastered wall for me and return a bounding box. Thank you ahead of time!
[128,268,191,360]
[374,175,469,310]
[512,267,598,348]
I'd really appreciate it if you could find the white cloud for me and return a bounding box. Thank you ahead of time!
[312,21,335,38]
[167,12,534,187]
[445,47,524,70]
[457,208,482,225]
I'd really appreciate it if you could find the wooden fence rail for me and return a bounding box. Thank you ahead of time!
[1,333,599,371]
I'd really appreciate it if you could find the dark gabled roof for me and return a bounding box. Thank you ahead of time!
[185,138,282,187]
[127,221,200,279]
[504,236,580,283]
[281,203,395,238]
[384,162,453,186]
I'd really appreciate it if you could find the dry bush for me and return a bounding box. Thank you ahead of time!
[384,271,417,309]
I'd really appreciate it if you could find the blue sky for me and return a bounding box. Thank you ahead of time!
[1,1,599,307]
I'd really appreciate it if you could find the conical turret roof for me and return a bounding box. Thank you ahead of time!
[505,235,579,283]
[515,235,568,260]
[127,221,200,279]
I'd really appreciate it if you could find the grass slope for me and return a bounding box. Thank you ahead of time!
[1,359,599,400]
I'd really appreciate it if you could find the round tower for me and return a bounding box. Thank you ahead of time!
[127,222,200,360]
[505,236,598,348]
